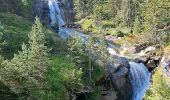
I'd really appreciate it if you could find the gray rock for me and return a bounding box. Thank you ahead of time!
[161,56,170,76]
[146,60,157,69]
[33,0,48,20]
[107,55,133,100]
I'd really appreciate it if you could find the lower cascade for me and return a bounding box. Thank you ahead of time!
[129,62,151,100]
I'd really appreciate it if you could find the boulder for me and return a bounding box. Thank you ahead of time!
[110,65,133,100]
[134,56,149,64]
[135,55,161,72]
[146,60,157,71]
[134,43,148,53]
[107,55,133,100]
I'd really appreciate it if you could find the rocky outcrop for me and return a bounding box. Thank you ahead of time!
[33,0,75,25]
[135,56,161,72]
[32,0,49,20]
[109,55,133,100]
[61,23,82,29]
[59,0,75,23]
[161,55,170,76]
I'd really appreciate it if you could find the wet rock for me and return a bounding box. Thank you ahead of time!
[107,55,133,100]
[135,55,161,72]
[146,60,157,71]
[112,55,130,69]
[110,65,132,100]
[139,46,156,56]
[134,43,148,53]
[135,56,149,63]
[61,23,82,29]
[105,35,117,42]
[120,45,137,55]
[61,0,75,23]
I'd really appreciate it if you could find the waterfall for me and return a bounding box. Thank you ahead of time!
[48,0,65,27]
[47,1,151,100]
[48,0,88,40]
[129,62,151,100]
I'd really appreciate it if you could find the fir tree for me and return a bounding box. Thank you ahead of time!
[0,17,48,98]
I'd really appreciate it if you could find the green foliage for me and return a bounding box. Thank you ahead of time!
[0,0,32,18]
[93,4,103,20]
[133,17,141,34]
[0,13,60,58]
[138,0,170,45]
[144,67,170,100]
[0,18,49,98]
[21,0,31,6]
[0,13,32,58]
[67,34,106,99]
[67,34,87,66]
[46,55,83,100]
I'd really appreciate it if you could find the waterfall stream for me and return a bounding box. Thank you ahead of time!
[129,62,151,100]
[48,0,88,40]
[48,0,65,27]
[48,0,151,100]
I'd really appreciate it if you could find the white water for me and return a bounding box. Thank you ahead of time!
[48,0,65,27]
[48,1,151,100]
[48,0,89,40]
[129,62,151,100]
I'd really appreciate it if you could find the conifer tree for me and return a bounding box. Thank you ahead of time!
[0,17,48,98]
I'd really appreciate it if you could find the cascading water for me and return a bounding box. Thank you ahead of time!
[48,1,151,100]
[48,0,65,27]
[48,0,88,40]
[129,62,151,100]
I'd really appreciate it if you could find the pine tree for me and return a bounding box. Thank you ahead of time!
[141,0,170,45]
[0,17,48,98]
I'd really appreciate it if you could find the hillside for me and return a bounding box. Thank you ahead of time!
[0,0,170,100]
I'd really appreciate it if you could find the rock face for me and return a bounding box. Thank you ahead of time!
[108,55,133,100]
[32,0,49,20]
[161,55,170,76]
[59,0,75,23]
[33,0,75,25]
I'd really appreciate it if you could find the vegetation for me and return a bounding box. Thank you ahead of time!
[0,0,169,100]
[74,0,170,45]
[144,67,170,100]
[0,17,49,99]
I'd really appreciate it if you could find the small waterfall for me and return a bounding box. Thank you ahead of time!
[129,62,151,100]
[48,0,88,40]
[48,0,65,27]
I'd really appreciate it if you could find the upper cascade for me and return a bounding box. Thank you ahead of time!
[48,0,65,27]
[48,0,74,27]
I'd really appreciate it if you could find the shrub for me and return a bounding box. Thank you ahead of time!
[144,67,170,100]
